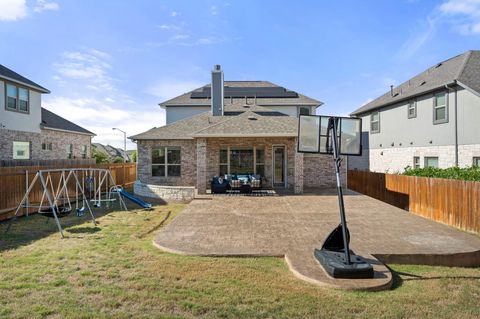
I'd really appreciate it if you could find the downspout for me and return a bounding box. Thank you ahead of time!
[445,81,458,166]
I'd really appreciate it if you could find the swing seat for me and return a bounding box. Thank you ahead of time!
[39,205,73,218]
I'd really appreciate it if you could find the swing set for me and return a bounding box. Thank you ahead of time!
[5,168,127,238]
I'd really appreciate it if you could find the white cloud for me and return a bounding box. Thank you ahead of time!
[171,11,178,17]
[0,0,27,21]
[34,0,59,13]
[210,5,218,15]
[145,80,203,101]
[440,0,480,34]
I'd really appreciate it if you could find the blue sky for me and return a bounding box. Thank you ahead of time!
[1,0,479,149]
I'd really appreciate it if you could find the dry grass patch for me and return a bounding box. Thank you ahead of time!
[0,202,479,318]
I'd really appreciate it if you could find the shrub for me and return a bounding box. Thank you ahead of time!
[402,166,480,181]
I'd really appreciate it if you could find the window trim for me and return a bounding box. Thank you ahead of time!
[66,144,73,159]
[370,111,380,134]
[407,100,417,119]
[13,141,30,159]
[433,92,448,124]
[4,82,30,114]
[81,145,88,159]
[151,146,182,177]
[413,156,420,169]
[473,157,480,167]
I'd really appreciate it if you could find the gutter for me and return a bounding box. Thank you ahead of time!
[445,81,458,166]
[40,125,96,136]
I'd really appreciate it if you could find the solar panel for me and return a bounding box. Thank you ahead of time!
[190,86,299,98]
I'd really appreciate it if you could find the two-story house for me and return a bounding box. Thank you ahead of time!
[349,50,480,172]
[131,65,341,200]
[0,64,95,162]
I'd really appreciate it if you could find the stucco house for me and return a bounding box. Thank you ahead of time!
[0,64,95,163]
[349,50,480,172]
[131,65,342,201]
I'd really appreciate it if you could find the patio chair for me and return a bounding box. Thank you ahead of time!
[211,176,230,194]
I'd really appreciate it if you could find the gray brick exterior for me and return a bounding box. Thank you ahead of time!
[0,128,92,161]
[303,153,346,188]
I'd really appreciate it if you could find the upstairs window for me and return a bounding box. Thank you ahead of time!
[370,111,380,133]
[299,106,310,116]
[413,156,420,169]
[473,157,480,167]
[408,101,416,118]
[5,83,29,113]
[433,92,448,124]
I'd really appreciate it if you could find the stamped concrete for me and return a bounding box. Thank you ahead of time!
[154,189,480,291]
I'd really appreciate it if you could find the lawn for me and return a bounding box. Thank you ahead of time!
[0,202,479,319]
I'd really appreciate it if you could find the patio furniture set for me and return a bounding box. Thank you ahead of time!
[211,174,262,194]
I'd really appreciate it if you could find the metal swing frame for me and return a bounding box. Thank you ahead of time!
[5,168,127,238]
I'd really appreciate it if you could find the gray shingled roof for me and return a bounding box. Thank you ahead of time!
[160,81,322,107]
[351,50,480,116]
[0,64,50,93]
[129,106,298,140]
[41,108,95,135]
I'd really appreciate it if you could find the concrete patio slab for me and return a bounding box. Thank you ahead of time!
[153,189,480,291]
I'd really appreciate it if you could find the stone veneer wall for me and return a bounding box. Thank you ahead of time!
[0,128,92,160]
[368,144,480,172]
[133,181,195,202]
[303,153,346,188]
[203,137,297,192]
[136,139,197,186]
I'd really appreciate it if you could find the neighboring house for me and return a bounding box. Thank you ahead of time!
[349,50,480,172]
[0,64,95,162]
[131,65,341,200]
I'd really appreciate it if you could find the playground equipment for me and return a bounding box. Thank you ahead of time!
[298,115,373,279]
[114,186,152,209]
[5,168,127,238]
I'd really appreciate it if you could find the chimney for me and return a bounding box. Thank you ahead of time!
[390,85,394,97]
[211,64,224,116]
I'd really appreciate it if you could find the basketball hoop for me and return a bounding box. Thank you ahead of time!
[298,115,373,279]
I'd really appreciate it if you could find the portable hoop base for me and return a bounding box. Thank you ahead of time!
[314,249,374,279]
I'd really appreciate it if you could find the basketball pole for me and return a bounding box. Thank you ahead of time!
[329,117,351,265]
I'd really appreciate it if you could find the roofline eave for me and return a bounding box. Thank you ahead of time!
[0,75,50,93]
[41,125,96,136]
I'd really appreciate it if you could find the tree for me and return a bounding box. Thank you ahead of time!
[113,156,124,163]
[131,151,137,163]
[93,149,109,163]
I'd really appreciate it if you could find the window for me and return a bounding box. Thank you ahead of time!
[433,92,448,124]
[42,142,52,151]
[219,148,228,176]
[424,157,439,168]
[67,144,73,159]
[299,106,310,116]
[81,145,88,159]
[413,156,420,169]
[218,146,265,176]
[408,101,416,118]
[255,147,265,176]
[5,83,29,113]
[473,157,480,167]
[152,147,181,177]
[370,111,380,133]
[13,141,30,159]
[6,84,17,110]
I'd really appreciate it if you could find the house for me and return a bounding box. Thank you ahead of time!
[349,50,480,172]
[131,65,342,201]
[0,64,95,163]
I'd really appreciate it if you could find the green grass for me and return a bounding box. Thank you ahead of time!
[402,166,480,181]
[0,203,479,319]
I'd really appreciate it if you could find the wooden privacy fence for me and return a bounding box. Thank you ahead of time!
[347,170,480,234]
[0,163,136,220]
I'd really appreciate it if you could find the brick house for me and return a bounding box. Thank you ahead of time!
[0,64,94,163]
[349,50,480,172]
[131,65,343,201]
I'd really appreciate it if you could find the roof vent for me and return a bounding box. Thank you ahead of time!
[420,81,426,86]
[247,115,257,120]
[435,63,442,68]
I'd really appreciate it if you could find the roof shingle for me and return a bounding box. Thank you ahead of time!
[41,108,95,135]
[0,64,50,93]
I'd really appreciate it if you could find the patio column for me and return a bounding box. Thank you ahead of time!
[294,139,304,194]
[196,138,207,194]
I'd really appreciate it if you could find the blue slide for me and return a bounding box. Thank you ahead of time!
[119,189,152,209]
